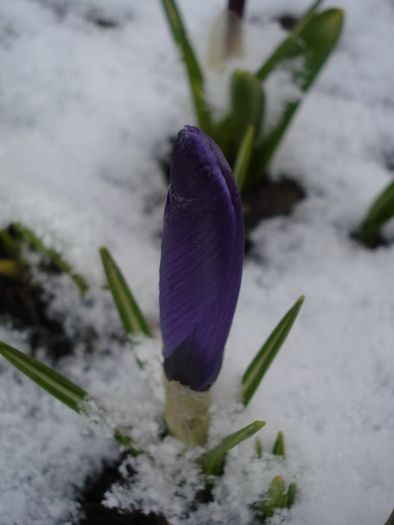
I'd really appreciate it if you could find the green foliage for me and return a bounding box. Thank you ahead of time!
[251,8,344,185]
[100,247,152,339]
[359,180,394,248]
[258,476,296,521]
[241,296,304,406]
[201,420,266,476]
[12,223,88,295]
[272,431,286,459]
[233,125,255,193]
[160,0,211,132]
[160,0,343,191]
[0,340,87,413]
[384,509,394,525]
[0,339,140,454]
[212,70,264,167]
[255,436,263,458]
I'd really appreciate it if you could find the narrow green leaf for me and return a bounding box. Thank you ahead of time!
[0,228,20,257]
[255,436,263,459]
[272,430,286,459]
[0,340,87,413]
[201,420,266,476]
[256,0,325,82]
[12,223,88,295]
[252,8,343,181]
[234,125,255,193]
[287,483,296,508]
[258,477,296,520]
[100,247,151,338]
[0,340,145,454]
[359,180,394,248]
[384,510,394,525]
[113,428,141,456]
[213,70,264,165]
[160,0,211,132]
[260,475,289,518]
[242,296,304,406]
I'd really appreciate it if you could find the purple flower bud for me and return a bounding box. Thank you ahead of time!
[159,126,244,391]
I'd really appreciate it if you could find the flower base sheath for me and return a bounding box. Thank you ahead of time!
[160,126,244,444]
[163,374,211,448]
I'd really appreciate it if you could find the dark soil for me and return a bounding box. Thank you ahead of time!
[0,226,73,359]
[77,456,169,525]
[241,176,305,235]
[277,14,299,31]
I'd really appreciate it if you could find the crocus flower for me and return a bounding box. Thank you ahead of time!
[159,125,244,391]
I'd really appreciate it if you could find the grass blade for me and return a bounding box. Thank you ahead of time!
[100,247,151,338]
[233,125,255,193]
[0,340,87,413]
[359,180,394,248]
[201,420,265,476]
[12,223,88,295]
[242,296,304,406]
[160,0,211,132]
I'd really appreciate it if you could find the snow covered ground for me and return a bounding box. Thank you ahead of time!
[0,0,393,523]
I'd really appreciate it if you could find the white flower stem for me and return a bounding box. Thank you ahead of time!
[163,374,211,448]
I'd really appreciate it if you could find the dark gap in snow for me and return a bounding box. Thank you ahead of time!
[0,226,74,359]
[383,151,394,172]
[350,230,388,250]
[36,0,73,20]
[156,136,176,186]
[77,455,170,525]
[241,176,306,236]
[248,13,299,31]
[89,16,119,30]
[277,14,299,31]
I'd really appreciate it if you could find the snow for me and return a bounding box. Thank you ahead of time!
[0,0,393,524]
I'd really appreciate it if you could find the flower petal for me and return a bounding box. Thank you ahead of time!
[160,129,236,354]
[160,126,244,390]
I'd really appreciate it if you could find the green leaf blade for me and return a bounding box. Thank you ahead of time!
[0,340,87,413]
[160,0,211,132]
[359,180,394,248]
[100,247,151,338]
[0,341,146,455]
[255,0,325,82]
[252,8,344,180]
[201,420,266,476]
[272,430,286,459]
[242,296,304,406]
[214,70,264,166]
[12,223,88,295]
[260,475,290,519]
[234,125,255,193]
